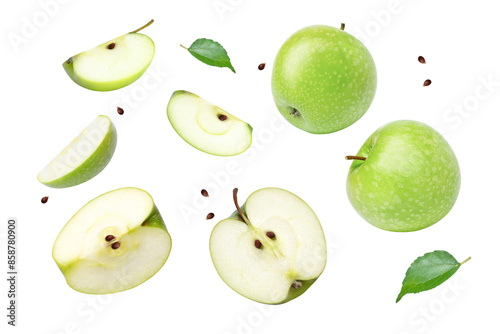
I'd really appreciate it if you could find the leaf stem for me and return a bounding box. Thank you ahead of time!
[345,155,366,161]
[233,188,251,225]
[460,256,471,265]
[180,44,189,50]
[130,19,154,34]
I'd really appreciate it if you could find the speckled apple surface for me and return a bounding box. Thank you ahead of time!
[346,120,461,232]
[271,25,377,134]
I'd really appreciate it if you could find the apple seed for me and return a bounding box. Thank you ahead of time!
[201,189,209,197]
[423,79,432,87]
[218,114,228,121]
[117,107,124,115]
[266,231,276,239]
[41,196,49,204]
[254,240,262,249]
[418,56,426,64]
[258,63,266,70]
[291,280,302,289]
[111,241,121,249]
[108,43,116,50]
[206,212,215,220]
[105,235,115,242]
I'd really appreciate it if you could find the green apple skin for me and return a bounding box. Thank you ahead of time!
[63,33,154,91]
[271,25,377,134]
[38,116,117,188]
[53,188,172,294]
[346,120,461,232]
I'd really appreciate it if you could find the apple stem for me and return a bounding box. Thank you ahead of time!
[460,256,471,266]
[340,23,345,30]
[233,188,251,225]
[130,19,154,34]
[345,155,366,161]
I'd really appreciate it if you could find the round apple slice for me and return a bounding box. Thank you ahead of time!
[167,90,253,156]
[53,188,172,294]
[37,115,117,188]
[210,188,327,304]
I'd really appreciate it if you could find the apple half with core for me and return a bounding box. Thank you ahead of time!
[63,20,155,91]
[209,188,327,304]
[53,188,172,294]
[167,90,252,156]
[271,24,377,134]
[37,115,117,188]
[346,120,461,232]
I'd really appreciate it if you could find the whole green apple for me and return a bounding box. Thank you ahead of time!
[271,24,377,134]
[346,120,460,232]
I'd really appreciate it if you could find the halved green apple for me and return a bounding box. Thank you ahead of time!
[210,188,327,304]
[167,90,252,156]
[63,20,155,91]
[37,115,117,188]
[53,188,172,294]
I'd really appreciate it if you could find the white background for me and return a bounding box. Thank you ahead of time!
[1,0,499,333]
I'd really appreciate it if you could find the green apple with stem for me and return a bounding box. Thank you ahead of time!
[346,120,461,232]
[167,90,252,156]
[271,24,377,134]
[53,188,172,294]
[209,188,327,304]
[37,115,117,188]
[63,20,155,91]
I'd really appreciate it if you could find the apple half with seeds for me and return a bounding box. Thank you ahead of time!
[63,20,155,91]
[37,115,117,188]
[209,188,327,304]
[53,188,172,294]
[167,90,252,156]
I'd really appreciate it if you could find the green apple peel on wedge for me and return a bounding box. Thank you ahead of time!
[37,115,117,188]
[210,188,327,304]
[63,20,155,91]
[271,24,377,134]
[167,91,252,156]
[346,120,461,232]
[53,188,172,294]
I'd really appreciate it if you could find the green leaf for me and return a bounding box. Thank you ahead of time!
[181,38,235,73]
[396,251,470,303]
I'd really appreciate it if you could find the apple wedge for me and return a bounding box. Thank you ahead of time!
[53,188,172,294]
[37,115,117,188]
[210,188,327,304]
[167,90,252,156]
[63,20,155,91]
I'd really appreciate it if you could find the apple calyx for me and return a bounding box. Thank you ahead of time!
[340,23,345,30]
[130,19,154,34]
[66,57,73,64]
[291,280,303,289]
[345,155,367,161]
[290,108,301,118]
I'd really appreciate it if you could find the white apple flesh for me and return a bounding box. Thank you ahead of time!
[210,188,327,304]
[63,20,155,91]
[53,188,172,294]
[38,115,117,188]
[167,90,252,156]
